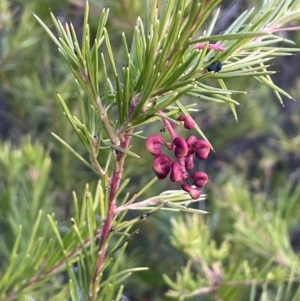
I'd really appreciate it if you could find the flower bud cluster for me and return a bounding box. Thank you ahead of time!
[145,115,210,199]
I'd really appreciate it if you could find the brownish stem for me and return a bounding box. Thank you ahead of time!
[90,129,133,298]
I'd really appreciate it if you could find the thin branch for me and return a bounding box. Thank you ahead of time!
[95,95,117,145]
[115,197,162,212]
[91,128,133,297]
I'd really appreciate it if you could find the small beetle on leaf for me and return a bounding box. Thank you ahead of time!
[207,60,222,73]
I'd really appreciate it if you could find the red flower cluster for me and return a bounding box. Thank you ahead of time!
[145,115,210,199]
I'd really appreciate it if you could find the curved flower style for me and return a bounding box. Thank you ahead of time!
[184,154,194,170]
[186,135,197,149]
[173,137,189,158]
[146,134,164,156]
[145,113,211,200]
[194,140,210,160]
[191,171,208,188]
[152,154,171,179]
[177,115,194,130]
[146,134,172,156]
[181,184,201,200]
[170,162,183,182]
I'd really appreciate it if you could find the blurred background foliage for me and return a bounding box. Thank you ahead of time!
[1,0,300,300]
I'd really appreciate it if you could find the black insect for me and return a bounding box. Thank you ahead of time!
[207,60,222,73]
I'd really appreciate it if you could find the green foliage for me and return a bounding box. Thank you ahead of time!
[0,138,53,261]
[164,183,300,300]
[1,0,300,300]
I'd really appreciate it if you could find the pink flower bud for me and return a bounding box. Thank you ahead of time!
[194,140,210,160]
[152,154,171,179]
[173,137,188,158]
[191,171,208,188]
[170,162,183,182]
[177,115,194,130]
[181,184,201,200]
[185,154,194,170]
[194,43,225,51]
[146,134,164,156]
[186,135,197,149]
